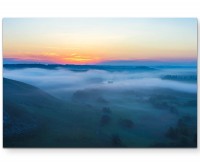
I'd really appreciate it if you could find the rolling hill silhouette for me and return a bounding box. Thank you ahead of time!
[3,78,65,147]
[3,78,105,147]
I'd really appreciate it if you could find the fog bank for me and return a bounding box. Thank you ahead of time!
[3,68,197,97]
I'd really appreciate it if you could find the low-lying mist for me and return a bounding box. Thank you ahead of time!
[3,66,197,147]
[3,67,197,99]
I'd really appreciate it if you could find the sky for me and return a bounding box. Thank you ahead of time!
[3,18,197,64]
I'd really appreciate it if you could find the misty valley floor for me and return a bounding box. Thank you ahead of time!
[3,65,197,147]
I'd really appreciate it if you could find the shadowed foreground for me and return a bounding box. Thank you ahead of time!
[3,77,197,148]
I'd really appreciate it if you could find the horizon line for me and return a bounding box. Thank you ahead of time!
[3,57,197,64]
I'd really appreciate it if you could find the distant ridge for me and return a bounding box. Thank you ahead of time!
[3,58,197,67]
[3,58,57,64]
[97,59,197,66]
[3,64,158,72]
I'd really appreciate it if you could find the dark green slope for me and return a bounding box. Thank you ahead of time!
[3,78,104,147]
[3,78,66,147]
[4,78,62,109]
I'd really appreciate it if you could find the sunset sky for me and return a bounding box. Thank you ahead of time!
[3,18,197,64]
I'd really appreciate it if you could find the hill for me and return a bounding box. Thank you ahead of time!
[3,78,65,147]
[3,78,104,147]
[3,64,157,72]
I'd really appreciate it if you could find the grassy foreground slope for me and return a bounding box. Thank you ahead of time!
[3,78,105,147]
[3,78,197,148]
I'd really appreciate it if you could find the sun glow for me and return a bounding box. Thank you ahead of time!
[3,18,197,64]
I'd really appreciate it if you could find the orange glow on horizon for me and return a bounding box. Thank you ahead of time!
[4,51,103,64]
[3,18,197,64]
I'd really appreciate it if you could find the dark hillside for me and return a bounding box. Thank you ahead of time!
[3,78,64,147]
